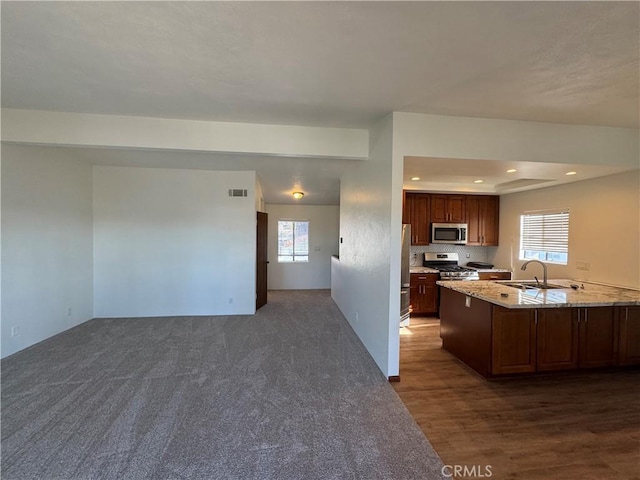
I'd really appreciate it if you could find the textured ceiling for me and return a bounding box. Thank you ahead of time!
[1,1,638,203]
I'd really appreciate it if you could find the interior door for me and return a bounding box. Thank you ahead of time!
[256,211,268,310]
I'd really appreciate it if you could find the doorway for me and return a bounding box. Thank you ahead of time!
[256,211,268,309]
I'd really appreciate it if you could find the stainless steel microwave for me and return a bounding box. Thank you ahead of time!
[431,223,468,244]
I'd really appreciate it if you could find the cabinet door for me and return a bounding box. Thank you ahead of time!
[465,195,499,246]
[492,307,536,374]
[447,195,466,223]
[618,306,640,366]
[478,271,512,281]
[410,273,438,315]
[578,307,617,368]
[430,195,448,223]
[465,196,482,245]
[537,309,578,371]
[481,196,500,246]
[431,194,465,223]
[404,192,430,245]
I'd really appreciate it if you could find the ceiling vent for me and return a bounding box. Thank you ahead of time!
[228,189,248,197]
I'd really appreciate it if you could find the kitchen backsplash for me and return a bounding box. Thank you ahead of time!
[410,244,500,268]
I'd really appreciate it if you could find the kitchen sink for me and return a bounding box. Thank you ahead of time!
[500,281,567,290]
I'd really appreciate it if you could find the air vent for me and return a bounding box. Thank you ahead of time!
[228,189,248,197]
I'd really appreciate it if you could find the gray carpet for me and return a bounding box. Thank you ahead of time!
[1,290,445,480]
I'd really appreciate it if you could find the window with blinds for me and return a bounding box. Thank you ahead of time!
[277,220,309,262]
[519,209,569,265]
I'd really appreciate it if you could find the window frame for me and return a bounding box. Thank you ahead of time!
[519,209,569,265]
[277,219,309,263]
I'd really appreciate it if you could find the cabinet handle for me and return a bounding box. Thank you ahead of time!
[584,310,588,323]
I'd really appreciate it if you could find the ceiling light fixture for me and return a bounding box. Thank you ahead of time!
[506,169,517,173]
[566,171,577,176]
[411,176,420,181]
[473,179,484,184]
[292,191,304,199]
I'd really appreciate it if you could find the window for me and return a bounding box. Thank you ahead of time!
[278,220,309,262]
[519,209,569,265]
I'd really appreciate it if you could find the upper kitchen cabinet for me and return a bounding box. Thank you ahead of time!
[466,195,500,246]
[404,192,430,245]
[431,194,466,223]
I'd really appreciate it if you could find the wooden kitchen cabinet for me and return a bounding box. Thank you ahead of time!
[536,309,579,371]
[578,307,617,368]
[536,307,616,371]
[410,273,439,315]
[478,271,512,280]
[466,195,500,246]
[491,307,537,375]
[440,288,635,377]
[430,194,466,223]
[618,306,640,365]
[403,192,430,245]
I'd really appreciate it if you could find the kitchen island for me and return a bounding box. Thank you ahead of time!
[437,280,640,377]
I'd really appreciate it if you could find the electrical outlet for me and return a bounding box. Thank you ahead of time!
[576,261,590,271]
[11,326,20,337]
[465,296,471,308]
[228,298,234,304]
[355,311,359,322]
[67,307,72,317]
[466,253,470,258]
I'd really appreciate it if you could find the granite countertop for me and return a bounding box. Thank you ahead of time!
[409,267,439,274]
[410,266,511,274]
[437,279,640,309]
[468,267,511,273]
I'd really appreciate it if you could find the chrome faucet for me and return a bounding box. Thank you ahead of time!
[521,260,548,289]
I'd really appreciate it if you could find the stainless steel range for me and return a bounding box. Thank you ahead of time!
[423,252,480,281]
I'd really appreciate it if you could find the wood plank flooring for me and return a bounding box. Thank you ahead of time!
[393,317,640,480]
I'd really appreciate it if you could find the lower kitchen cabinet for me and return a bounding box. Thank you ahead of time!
[578,307,618,368]
[618,306,640,365]
[440,288,638,378]
[410,273,439,315]
[492,307,536,375]
[478,271,512,281]
[536,308,579,371]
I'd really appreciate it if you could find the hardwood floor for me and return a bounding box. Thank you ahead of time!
[393,317,640,480]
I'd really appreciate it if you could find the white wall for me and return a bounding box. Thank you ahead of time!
[265,204,339,290]
[93,166,256,317]
[2,109,369,160]
[1,144,93,358]
[494,171,640,289]
[394,112,639,167]
[333,114,396,376]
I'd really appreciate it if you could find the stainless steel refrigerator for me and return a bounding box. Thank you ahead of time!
[400,224,411,326]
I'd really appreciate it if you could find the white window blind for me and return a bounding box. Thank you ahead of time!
[277,220,309,262]
[519,209,569,265]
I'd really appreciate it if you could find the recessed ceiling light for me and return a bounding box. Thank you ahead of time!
[292,191,304,199]
[506,169,517,173]
[473,179,484,184]
[566,171,577,176]
[410,176,420,181]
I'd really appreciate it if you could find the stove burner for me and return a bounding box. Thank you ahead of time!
[423,252,480,280]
